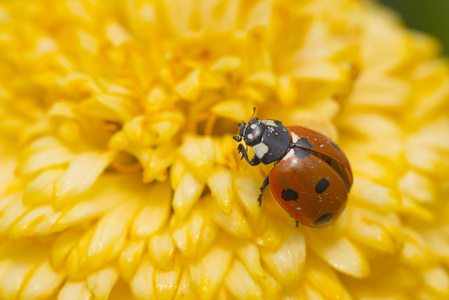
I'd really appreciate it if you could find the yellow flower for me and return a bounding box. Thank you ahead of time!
[0,0,448,299]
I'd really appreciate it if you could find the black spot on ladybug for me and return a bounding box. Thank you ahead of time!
[293,148,310,159]
[281,189,298,201]
[330,141,340,151]
[295,138,313,148]
[315,178,329,194]
[313,213,333,226]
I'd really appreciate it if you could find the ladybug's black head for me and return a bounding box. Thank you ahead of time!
[234,116,292,165]
[233,117,266,146]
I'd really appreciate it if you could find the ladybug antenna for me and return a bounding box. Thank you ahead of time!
[250,107,256,119]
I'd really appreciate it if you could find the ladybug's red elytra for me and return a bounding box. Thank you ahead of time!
[233,115,353,228]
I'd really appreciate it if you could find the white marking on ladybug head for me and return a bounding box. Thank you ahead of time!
[247,133,254,139]
[262,119,277,127]
[253,142,269,159]
[250,123,257,129]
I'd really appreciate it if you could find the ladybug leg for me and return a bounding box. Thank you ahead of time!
[237,144,261,166]
[257,175,269,206]
[295,220,299,227]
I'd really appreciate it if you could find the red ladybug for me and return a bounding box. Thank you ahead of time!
[233,115,353,228]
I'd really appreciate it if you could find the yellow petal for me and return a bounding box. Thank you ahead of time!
[175,69,200,101]
[348,73,410,108]
[130,256,155,300]
[106,23,132,47]
[174,270,196,300]
[190,245,232,299]
[210,57,241,72]
[172,172,204,219]
[308,235,370,278]
[399,170,435,204]
[171,204,218,258]
[348,207,403,253]
[119,240,145,281]
[423,266,449,296]
[55,151,112,205]
[9,205,55,238]
[261,229,306,287]
[207,168,233,214]
[154,265,182,300]
[234,173,263,225]
[87,267,119,300]
[351,176,400,212]
[79,94,138,122]
[23,168,64,206]
[1,259,35,299]
[148,230,176,271]
[206,196,252,239]
[51,229,84,270]
[344,113,401,139]
[57,281,92,300]
[131,181,172,238]
[179,136,215,180]
[0,196,28,235]
[225,259,263,299]
[87,201,139,269]
[20,260,64,300]
[400,228,432,268]
[235,242,265,280]
[305,256,352,300]
[144,87,168,113]
[211,100,253,123]
[19,143,72,175]
[0,155,18,195]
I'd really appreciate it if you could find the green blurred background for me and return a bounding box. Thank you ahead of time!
[379,0,449,55]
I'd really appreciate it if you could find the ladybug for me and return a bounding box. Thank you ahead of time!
[233,114,353,227]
